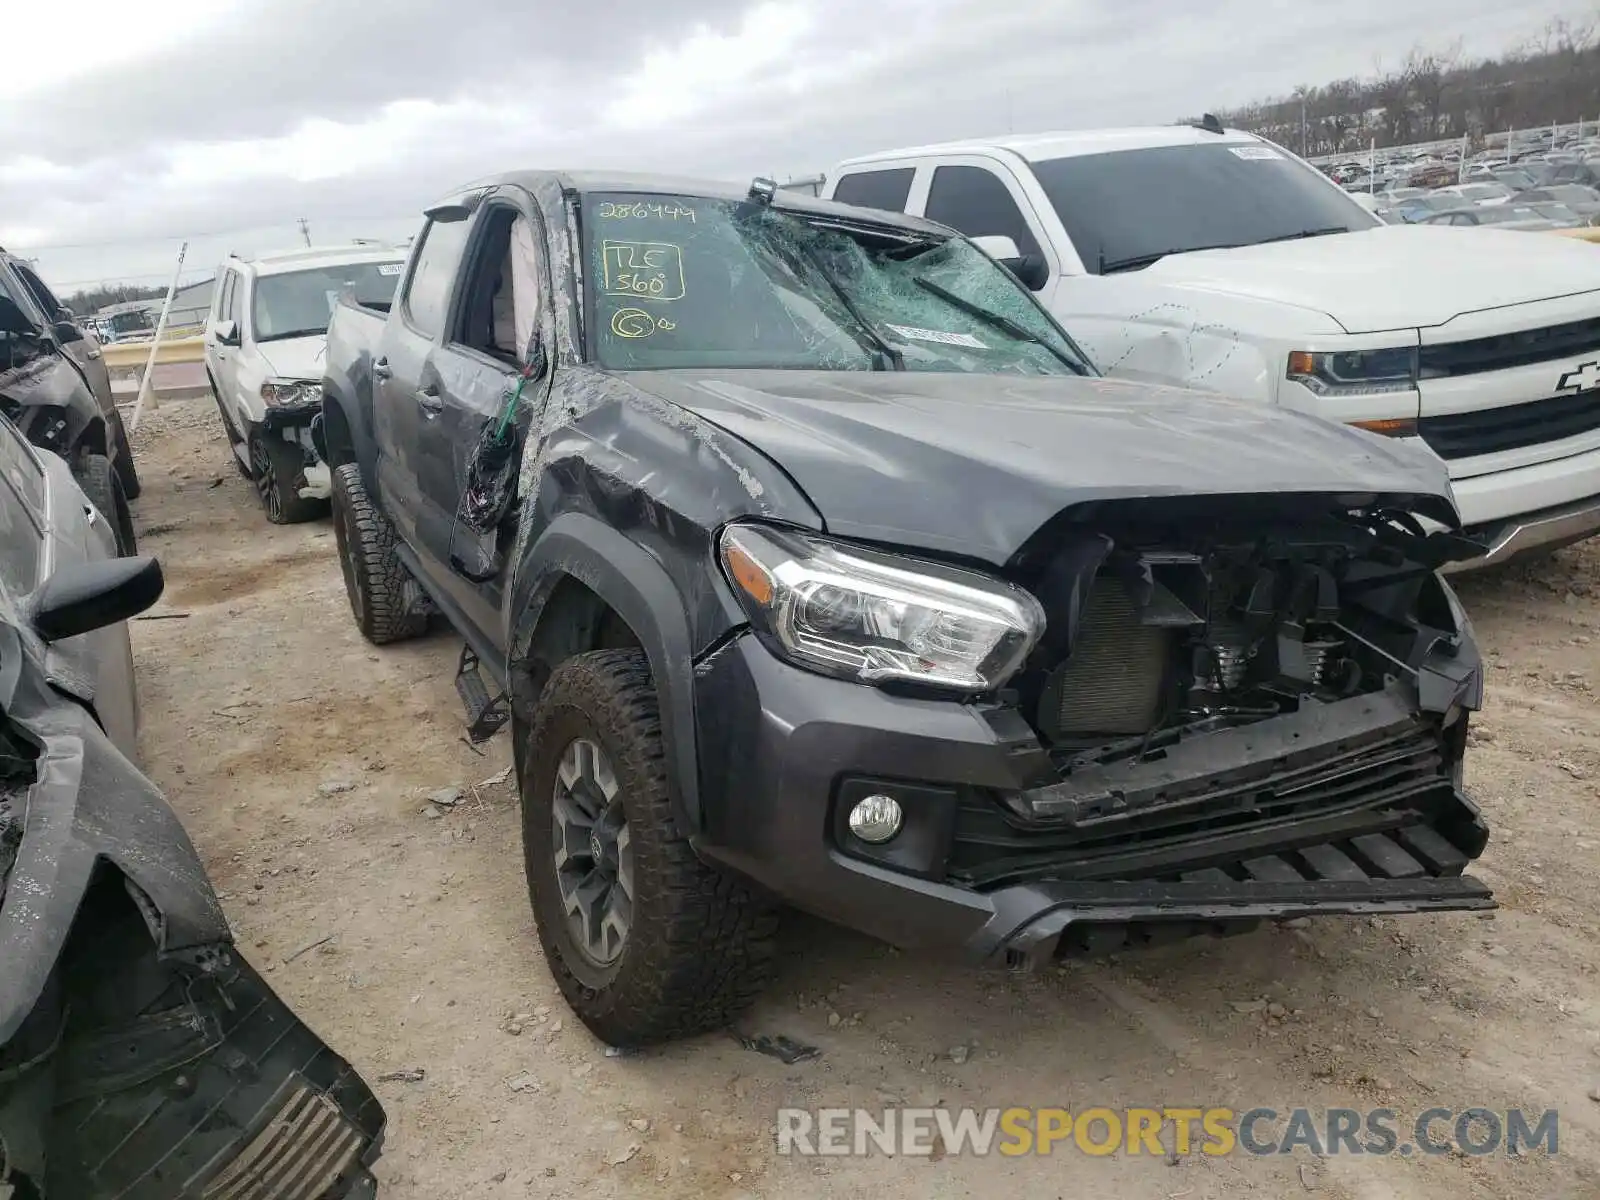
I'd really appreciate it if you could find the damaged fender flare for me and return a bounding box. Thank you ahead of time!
[507,511,704,833]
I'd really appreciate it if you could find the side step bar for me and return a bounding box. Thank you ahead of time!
[455,645,509,743]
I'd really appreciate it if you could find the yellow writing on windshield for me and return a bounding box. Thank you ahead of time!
[602,241,686,300]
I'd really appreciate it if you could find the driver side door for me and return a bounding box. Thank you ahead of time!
[417,194,552,653]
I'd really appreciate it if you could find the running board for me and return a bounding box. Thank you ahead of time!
[455,645,509,742]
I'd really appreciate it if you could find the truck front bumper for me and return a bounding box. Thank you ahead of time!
[692,635,1493,966]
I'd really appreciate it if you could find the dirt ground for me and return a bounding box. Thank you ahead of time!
[124,394,1599,1200]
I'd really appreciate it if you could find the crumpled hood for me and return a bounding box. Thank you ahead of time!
[1142,225,1600,334]
[618,370,1459,564]
[255,334,327,381]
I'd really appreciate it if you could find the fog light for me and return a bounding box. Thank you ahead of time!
[848,794,903,844]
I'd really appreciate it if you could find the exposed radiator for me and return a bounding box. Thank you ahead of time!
[1041,579,1173,738]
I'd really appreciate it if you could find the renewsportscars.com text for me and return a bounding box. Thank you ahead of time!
[776,1106,1559,1158]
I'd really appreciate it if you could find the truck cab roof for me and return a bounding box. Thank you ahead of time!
[224,244,408,279]
[434,170,957,239]
[833,124,1265,169]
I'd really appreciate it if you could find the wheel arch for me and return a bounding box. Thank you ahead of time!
[508,513,703,833]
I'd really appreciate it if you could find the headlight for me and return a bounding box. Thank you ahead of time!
[1287,347,1418,396]
[260,379,321,407]
[718,524,1045,693]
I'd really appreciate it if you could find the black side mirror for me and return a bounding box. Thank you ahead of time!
[53,320,84,344]
[1004,254,1050,292]
[30,557,164,643]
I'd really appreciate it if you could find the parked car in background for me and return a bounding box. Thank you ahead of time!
[1391,194,1467,221]
[0,410,386,1198]
[1514,184,1600,218]
[1491,166,1542,191]
[1433,182,1515,206]
[826,122,1600,569]
[0,250,139,552]
[1420,205,1569,231]
[204,245,406,524]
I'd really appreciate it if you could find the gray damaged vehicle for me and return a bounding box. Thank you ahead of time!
[0,249,141,554]
[0,412,384,1198]
[320,172,1494,1047]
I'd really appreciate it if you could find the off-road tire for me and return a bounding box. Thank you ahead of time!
[331,462,428,644]
[73,451,137,555]
[247,426,325,525]
[521,649,779,1047]
[109,413,142,500]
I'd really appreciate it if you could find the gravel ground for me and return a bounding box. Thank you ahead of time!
[125,395,1600,1200]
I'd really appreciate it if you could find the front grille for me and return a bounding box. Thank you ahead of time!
[1418,389,1600,459]
[1419,315,1600,377]
[203,1076,367,1200]
[950,723,1447,887]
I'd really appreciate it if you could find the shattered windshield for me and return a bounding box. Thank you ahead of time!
[580,192,1090,375]
[251,261,404,342]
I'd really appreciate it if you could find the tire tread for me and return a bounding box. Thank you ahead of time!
[526,649,778,1046]
[331,462,427,644]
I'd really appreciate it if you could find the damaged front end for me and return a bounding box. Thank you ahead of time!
[0,622,383,1198]
[958,493,1492,962]
[262,391,333,502]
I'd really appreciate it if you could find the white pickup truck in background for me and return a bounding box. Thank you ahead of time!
[825,124,1600,569]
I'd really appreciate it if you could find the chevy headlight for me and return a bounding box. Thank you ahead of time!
[260,379,321,407]
[718,523,1045,693]
[1287,347,1418,396]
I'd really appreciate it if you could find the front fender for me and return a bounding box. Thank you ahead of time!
[507,511,704,832]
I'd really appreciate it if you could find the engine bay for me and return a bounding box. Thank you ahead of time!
[1011,507,1479,777]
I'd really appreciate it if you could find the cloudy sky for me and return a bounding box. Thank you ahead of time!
[0,0,1585,296]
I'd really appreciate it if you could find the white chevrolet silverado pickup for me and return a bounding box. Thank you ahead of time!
[825,124,1600,569]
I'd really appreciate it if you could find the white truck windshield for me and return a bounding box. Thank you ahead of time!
[1028,143,1378,274]
[253,262,404,342]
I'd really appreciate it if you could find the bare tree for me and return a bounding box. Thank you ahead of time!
[1186,8,1600,154]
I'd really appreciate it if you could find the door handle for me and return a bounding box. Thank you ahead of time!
[373,357,393,379]
[417,386,444,417]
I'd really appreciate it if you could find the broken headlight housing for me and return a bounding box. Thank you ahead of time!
[718,523,1045,693]
[259,379,321,407]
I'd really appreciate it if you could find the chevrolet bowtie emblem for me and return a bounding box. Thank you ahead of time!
[1556,360,1600,393]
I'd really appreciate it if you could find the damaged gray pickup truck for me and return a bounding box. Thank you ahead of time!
[0,412,384,1197]
[319,171,1495,1048]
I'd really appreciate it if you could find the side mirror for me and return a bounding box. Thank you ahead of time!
[53,320,84,343]
[214,319,240,346]
[56,305,75,321]
[1007,253,1051,291]
[30,556,164,643]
